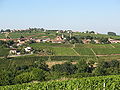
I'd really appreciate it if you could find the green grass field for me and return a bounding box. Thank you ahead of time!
[29,43,73,48]
[29,43,120,56]
[52,47,78,56]
[93,48,120,55]
[74,48,94,55]
[111,43,120,48]
[75,44,113,48]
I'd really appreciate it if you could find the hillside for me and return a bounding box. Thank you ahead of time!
[0,30,120,39]
[0,75,120,90]
[0,30,120,87]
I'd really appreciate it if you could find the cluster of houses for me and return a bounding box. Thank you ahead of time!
[8,36,65,55]
[81,38,120,44]
[9,47,33,55]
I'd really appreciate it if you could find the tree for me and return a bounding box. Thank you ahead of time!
[85,36,93,40]
[0,29,4,32]
[89,31,95,34]
[31,68,46,81]
[70,36,83,44]
[99,38,110,44]
[93,67,107,76]
[0,40,6,45]
[6,40,14,46]
[0,70,13,86]
[108,32,116,36]
[20,36,24,39]
[76,59,90,73]
[33,61,49,71]
[90,40,96,44]
[51,62,77,74]
[5,29,11,32]
[92,61,110,75]
[109,60,120,68]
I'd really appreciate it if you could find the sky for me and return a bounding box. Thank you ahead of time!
[0,0,120,34]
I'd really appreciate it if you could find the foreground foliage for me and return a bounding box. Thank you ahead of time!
[0,75,120,90]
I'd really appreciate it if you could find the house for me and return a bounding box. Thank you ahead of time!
[9,49,21,55]
[67,30,72,33]
[16,43,22,46]
[41,38,51,43]
[82,39,91,44]
[17,38,30,45]
[94,40,100,44]
[9,49,17,55]
[35,39,41,43]
[108,38,120,43]
[51,36,65,43]
[17,39,25,44]
[42,39,47,42]
[24,47,32,52]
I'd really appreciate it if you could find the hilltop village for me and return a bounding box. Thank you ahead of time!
[0,28,120,56]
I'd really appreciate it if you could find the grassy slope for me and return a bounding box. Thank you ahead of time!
[1,30,120,39]
[52,47,78,56]
[74,48,94,55]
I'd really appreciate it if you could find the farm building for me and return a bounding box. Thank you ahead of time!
[51,36,65,43]
[108,38,120,43]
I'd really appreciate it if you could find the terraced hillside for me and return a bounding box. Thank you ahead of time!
[29,43,120,56]
[0,75,120,90]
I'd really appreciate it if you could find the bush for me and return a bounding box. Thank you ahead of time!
[51,62,77,74]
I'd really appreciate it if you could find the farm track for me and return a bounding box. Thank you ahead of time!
[96,54,120,56]
[110,44,115,48]
[8,54,33,57]
[91,48,96,56]
[71,48,80,56]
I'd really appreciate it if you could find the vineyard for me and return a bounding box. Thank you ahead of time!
[1,42,120,58]
[93,48,120,55]
[0,46,9,57]
[52,47,77,56]
[29,43,120,56]
[0,75,120,90]
[74,48,94,55]
[0,55,97,71]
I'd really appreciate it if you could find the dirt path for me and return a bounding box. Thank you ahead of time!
[91,48,96,56]
[110,44,115,48]
[71,48,80,56]
[46,61,77,68]
[96,54,120,56]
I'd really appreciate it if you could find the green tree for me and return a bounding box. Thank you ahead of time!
[76,59,90,73]
[108,32,116,36]
[109,60,120,68]
[51,62,77,74]
[6,40,14,46]
[92,61,109,75]
[0,70,13,86]
[99,38,110,44]
[31,68,46,81]
[90,40,96,44]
